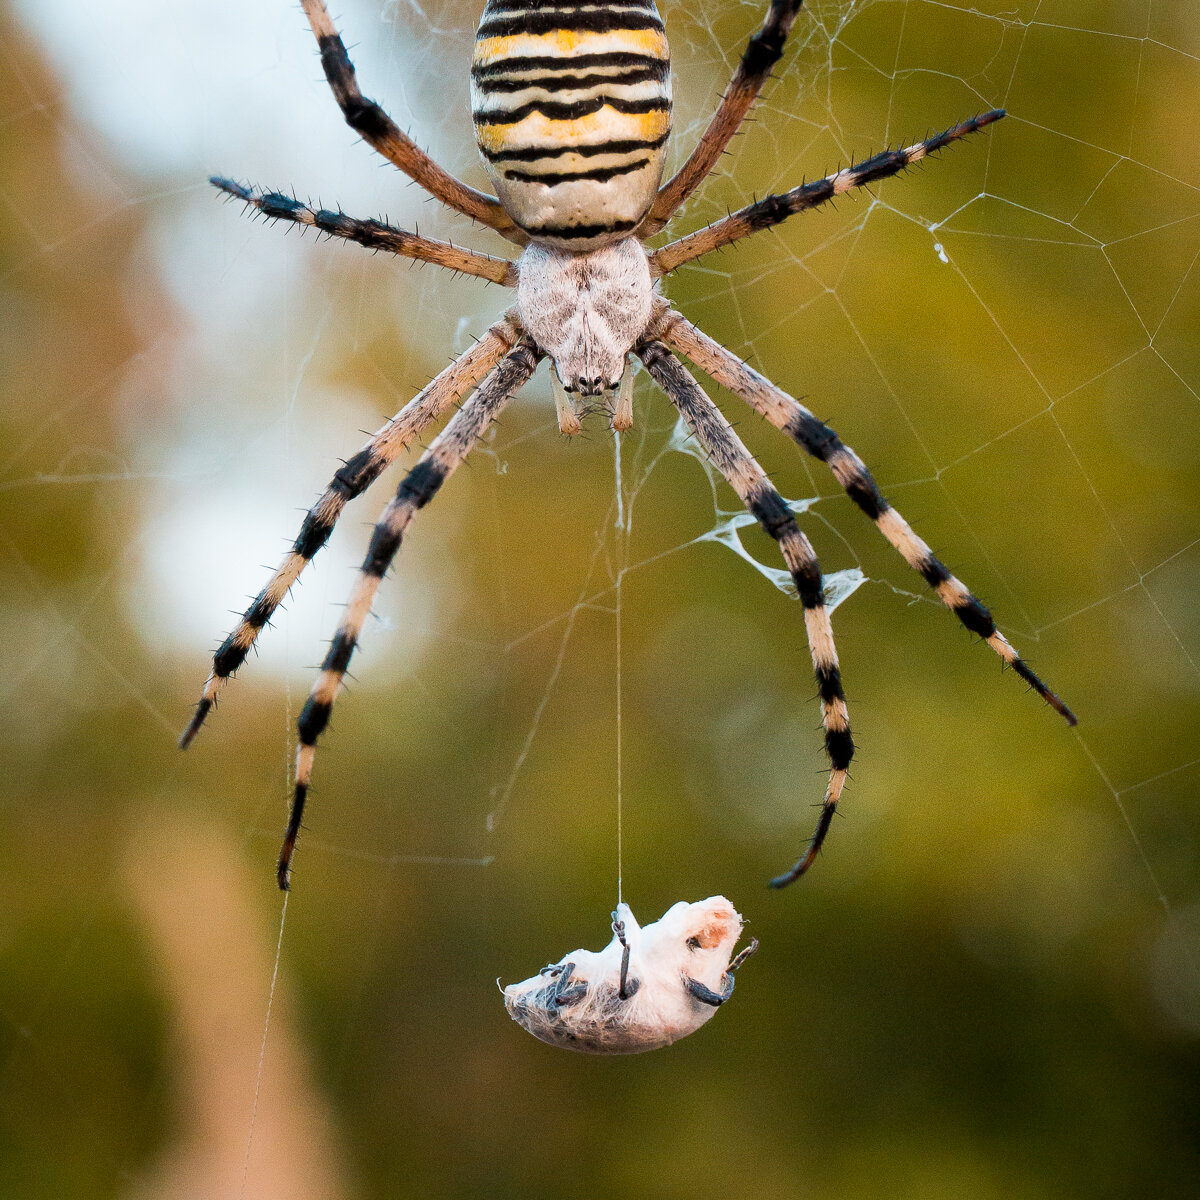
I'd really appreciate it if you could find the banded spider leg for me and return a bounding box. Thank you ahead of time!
[637,340,853,886]
[280,340,542,888]
[299,0,524,241]
[642,0,807,234]
[180,312,523,748]
[655,311,1076,734]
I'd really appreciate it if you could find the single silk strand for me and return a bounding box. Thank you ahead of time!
[613,430,627,909]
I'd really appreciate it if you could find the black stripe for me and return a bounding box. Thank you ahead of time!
[824,726,855,771]
[260,192,305,219]
[473,95,669,124]
[851,146,916,180]
[952,596,996,639]
[815,663,845,704]
[481,132,668,163]
[332,446,383,498]
[474,65,667,92]
[779,412,889,521]
[485,0,658,10]
[784,410,840,460]
[792,561,825,610]
[918,557,951,589]
[315,35,393,144]
[397,458,448,510]
[243,594,275,631]
[291,447,384,561]
[517,217,640,239]
[297,697,332,745]
[293,511,334,560]
[363,522,404,578]
[312,208,355,237]
[472,52,665,77]
[322,631,356,675]
[504,155,651,185]
[312,209,405,254]
[477,11,663,38]
[740,2,802,80]
[748,487,795,541]
[845,478,886,521]
[747,190,803,232]
[211,175,251,201]
[213,631,248,679]
[748,488,827,610]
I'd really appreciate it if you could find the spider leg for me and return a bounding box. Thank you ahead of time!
[651,112,1005,276]
[299,0,524,244]
[279,339,542,890]
[212,179,517,286]
[179,313,524,749]
[641,0,807,235]
[636,340,852,887]
[657,311,1076,725]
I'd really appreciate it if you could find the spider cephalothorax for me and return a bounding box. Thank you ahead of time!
[184,0,1075,893]
[517,240,653,403]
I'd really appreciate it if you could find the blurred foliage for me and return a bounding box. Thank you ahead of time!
[1,1,1199,1197]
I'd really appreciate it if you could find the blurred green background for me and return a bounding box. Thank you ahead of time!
[2,0,1198,1196]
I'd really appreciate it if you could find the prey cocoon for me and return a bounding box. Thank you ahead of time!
[504,897,757,1054]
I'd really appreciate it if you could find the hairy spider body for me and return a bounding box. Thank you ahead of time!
[185,0,1076,893]
[471,0,672,248]
[517,240,653,395]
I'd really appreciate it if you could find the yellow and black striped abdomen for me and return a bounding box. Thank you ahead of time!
[472,0,671,249]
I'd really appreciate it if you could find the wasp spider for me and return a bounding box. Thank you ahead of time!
[183,0,1076,891]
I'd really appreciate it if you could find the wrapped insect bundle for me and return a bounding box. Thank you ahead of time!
[503,897,758,1054]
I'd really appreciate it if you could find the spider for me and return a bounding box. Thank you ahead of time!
[182,0,1076,892]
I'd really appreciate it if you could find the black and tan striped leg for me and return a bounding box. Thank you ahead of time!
[212,179,518,286]
[650,112,1004,275]
[656,311,1076,725]
[636,339,851,887]
[299,0,524,243]
[641,0,806,235]
[280,339,542,890]
[179,313,523,749]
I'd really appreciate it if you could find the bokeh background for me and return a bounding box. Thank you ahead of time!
[2,0,1198,1196]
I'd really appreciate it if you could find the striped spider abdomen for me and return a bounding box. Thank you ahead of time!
[471,0,672,248]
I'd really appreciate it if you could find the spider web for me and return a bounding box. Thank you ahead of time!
[1,0,1198,1197]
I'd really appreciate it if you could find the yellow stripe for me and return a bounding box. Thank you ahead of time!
[476,108,670,154]
[474,28,669,67]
